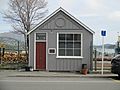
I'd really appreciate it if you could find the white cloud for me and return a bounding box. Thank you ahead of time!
[0,0,9,10]
[58,0,105,17]
[86,0,101,9]
[59,0,77,8]
[80,13,98,17]
[108,11,120,21]
[0,23,12,33]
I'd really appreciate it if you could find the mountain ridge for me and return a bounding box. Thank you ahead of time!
[0,32,24,41]
[94,44,115,49]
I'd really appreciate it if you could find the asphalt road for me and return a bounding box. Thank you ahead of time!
[0,77,120,90]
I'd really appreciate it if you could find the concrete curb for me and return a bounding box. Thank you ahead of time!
[8,74,118,78]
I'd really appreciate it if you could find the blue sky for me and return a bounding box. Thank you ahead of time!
[0,0,120,45]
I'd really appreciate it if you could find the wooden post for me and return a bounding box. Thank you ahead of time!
[94,48,97,71]
[18,41,20,61]
[0,48,1,64]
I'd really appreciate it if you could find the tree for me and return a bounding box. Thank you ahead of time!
[3,0,48,62]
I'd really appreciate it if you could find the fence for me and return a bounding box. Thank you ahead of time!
[93,48,113,72]
[0,52,28,70]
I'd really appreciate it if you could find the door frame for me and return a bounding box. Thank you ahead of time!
[34,32,48,70]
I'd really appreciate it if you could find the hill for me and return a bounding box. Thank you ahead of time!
[0,32,24,41]
[94,44,115,49]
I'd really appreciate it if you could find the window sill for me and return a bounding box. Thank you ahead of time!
[56,56,84,59]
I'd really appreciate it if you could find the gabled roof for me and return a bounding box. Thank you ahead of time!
[27,7,95,35]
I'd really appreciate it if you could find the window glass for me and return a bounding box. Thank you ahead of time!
[66,42,73,48]
[117,56,120,59]
[74,34,81,41]
[74,42,81,48]
[59,34,65,41]
[66,49,73,56]
[59,42,65,48]
[66,34,73,41]
[36,33,46,40]
[59,49,65,56]
[74,49,81,56]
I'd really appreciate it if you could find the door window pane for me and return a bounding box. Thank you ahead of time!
[36,33,46,40]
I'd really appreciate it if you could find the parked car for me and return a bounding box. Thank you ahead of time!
[111,54,120,78]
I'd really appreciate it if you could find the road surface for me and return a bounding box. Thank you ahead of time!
[0,76,120,90]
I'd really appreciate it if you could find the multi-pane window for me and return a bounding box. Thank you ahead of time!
[58,33,82,57]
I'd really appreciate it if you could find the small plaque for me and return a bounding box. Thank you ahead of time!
[49,48,56,54]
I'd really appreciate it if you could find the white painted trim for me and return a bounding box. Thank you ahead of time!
[46,33,48,70]
[48,48,56,54]
[36,40,46,42]
[56,32,83,58]
[28,35,30,66]
[57,33,59,57]
[34,32,48,70]
[56,56,84,59]
[81,33,83,57]
[27,7,95,35]
[34,33,36,70]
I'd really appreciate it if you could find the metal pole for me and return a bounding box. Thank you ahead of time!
[101,36,104,75]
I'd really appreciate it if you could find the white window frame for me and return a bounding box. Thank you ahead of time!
[56,32,83,58]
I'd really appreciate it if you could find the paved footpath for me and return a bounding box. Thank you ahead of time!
[0,70,118,78]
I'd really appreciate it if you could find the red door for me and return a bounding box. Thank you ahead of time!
[36,42,46,70]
